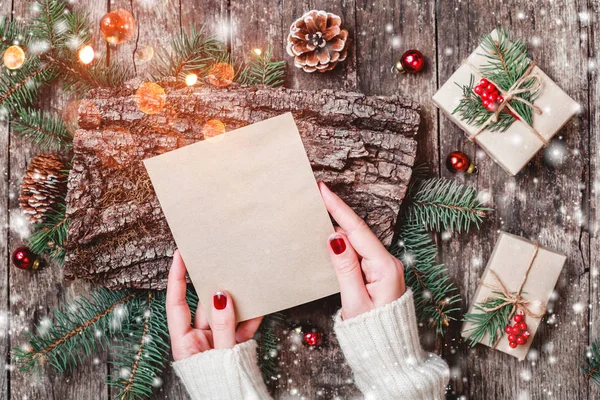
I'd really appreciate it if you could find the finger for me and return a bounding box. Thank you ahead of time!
[327,233,373,319]
[194,304,210,330]
[319,182,389,261]
[166,250,192,338]
[235,316,263,343]
[210,291,237,349]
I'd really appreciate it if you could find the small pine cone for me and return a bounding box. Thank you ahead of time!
[286,10,349,73]
[19,154,67,225]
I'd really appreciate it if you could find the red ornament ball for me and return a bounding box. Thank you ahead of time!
[516,336,527,345]
[507,334,517,343]
[517,321,528,331]
[395,49,425,73]
[11,246,41,271]
[446,151,477,174]
[508,341,518,349]
[522,331,531,339]
[505,325,513,334]
[303,330,323,347]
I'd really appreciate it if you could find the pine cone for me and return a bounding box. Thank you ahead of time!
[19,154,67,225]
[286,10,349,73]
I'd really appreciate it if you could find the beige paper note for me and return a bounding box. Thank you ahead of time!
[144,113,338,321]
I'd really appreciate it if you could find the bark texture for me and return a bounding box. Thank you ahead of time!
[64,83,419,289]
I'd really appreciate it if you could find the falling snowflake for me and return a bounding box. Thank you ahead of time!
[572,302,585,314]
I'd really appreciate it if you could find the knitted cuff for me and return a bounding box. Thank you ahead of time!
[173,340,271,400]
[333,289,449,399]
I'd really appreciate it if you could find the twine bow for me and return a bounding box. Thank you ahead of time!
[465,61,547,146]
[479,242,546,324]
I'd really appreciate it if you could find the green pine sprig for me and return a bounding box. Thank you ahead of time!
[582,338,600,386]
[256,313,284,383]
[237,47,285,87]
[408,178,490,233]
[0,58,58,113]
[13,107,72,150]
[13,288,139,374]
[108,291,171,400]
[27,202,69,264]
[0,16,29,53]
[462,294,513,347]
[452,29,539,132]
[391,221,461,335]
[150,26,226,83]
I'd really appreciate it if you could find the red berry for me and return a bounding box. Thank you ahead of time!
[509,341,518,349]
[486,83,495,92]
[505,326,513,334]
[507,334,517,342]
[479,78,489,86]
[522,331,531,339]
[514,314,523,323]
[485,102,497,112]
[474,85,483,95]
[517,321,527,331]
[482,99,490,107]
[497,95,504,103]
[488,92,498,102]
[517,336,527,345]
[512,325,521,334]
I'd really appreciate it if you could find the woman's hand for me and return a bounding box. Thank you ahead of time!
[319,182,406,320]
[166,250,263,361]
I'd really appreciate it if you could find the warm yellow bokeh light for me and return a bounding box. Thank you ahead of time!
[185,73,198,86]
[3,45,25,70]
[78,45,95,64]
[253,48,262,56]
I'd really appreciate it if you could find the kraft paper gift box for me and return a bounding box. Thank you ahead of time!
[144,113,338,322]
[433,30,580,176]
[461,232,567,360]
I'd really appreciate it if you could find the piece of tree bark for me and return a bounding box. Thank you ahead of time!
[64,83,419,289]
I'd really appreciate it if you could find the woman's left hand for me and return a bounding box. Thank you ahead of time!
[166,250,263,361]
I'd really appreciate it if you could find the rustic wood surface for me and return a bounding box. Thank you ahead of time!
[1,0,597,399]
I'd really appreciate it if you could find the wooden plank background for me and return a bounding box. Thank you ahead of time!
[1,0,597,398]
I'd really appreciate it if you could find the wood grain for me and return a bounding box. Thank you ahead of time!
[1,0,598,399]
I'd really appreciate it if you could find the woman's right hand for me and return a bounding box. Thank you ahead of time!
[319,182,407,320]
[166,250,263,361]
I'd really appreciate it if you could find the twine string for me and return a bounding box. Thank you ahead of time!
[464,61,547,146]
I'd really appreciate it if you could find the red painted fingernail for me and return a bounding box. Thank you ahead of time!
[329,236,346,255]
[213,291,227,310]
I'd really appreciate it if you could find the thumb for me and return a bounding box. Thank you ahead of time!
[210,291,237,349]
[327,233,373,319]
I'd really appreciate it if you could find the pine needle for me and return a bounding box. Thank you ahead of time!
[409,178,490,233]
[463,294,513,347]
[13,288,139,374]
[391,221,461,335]
[237,47,285,87]
[27,202,69,264]
[256,313,284,383]
[13,107,72,151]
[582,338,600,386]
[0,16,29,53]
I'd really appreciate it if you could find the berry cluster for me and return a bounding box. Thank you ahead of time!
[473,78,504,112]
[504,312,531,349]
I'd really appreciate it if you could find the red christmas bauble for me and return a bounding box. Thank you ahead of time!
[395,49,425,73]
[303,330,323,347]
[445,151,477,174]
[11,246,41,270]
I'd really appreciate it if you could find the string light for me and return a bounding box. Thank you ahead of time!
[185,73,198,86]
[78,45,95,64]
[253,48,262,56]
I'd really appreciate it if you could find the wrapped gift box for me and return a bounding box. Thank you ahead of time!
[433,30,580,175]
[461,232,567,360]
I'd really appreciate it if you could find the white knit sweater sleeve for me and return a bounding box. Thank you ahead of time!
[172,339,272,400]
[333,288,450,400]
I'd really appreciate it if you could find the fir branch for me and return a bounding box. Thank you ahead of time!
[109,291,171,400]
[150,26,225,82]
[27,202,69,264]
[14,288,139,374]
[409,178,490,233]
[237,47,285,87]
[31,0,69,52]
[0,16,29,53]
[583,338,600,386]
[391,221,461,335]
[0,59,57,112]
[13,107,72,150]
[256,313,284,383]
[452,29,538,132]
[463,294,512,347]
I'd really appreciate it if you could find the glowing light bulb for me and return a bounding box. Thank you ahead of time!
[78,45,95,64]
[3,45,25,70]
[185,73,198,86]
[253,48,262,56]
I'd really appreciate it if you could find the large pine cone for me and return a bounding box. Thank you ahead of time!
[19,154,67,225]
[286,10,349,73]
